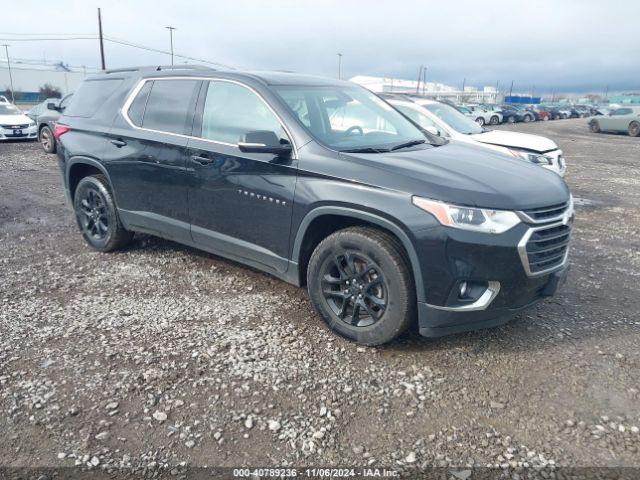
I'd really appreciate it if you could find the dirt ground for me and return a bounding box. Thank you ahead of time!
[1,118,639,478]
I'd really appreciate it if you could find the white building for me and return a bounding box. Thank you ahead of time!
[349,75,498,103]
[0,65,87,102]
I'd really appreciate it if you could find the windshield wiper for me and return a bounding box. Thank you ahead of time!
[390,139,427,151]
[340,147,391,153]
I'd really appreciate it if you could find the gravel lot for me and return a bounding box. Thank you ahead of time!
[1,119,639,477]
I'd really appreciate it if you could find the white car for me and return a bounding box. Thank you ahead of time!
[0,95,9,103]
[386,96,566,177]
[462,105,503,126]
[0,103,38,141]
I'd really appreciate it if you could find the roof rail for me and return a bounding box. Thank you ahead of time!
[104,65,214,74]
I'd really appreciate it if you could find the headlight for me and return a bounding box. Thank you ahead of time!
[29,121,36,127]
[412,197,521,234]
[509,149,553,166]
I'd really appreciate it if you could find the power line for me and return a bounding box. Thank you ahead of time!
[0,37,98,42]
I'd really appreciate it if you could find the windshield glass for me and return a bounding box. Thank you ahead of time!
[423,102,483,134]
[274,85,426,152]
[0,104,21,116]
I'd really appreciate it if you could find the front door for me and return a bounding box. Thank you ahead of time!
[186,79,297,274]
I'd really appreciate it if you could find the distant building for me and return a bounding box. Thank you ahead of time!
[0,65,87,103]
[349,75,498,102]
[608,93,640,105]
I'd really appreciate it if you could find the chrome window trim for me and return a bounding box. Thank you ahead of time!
[120,76,298,159]
[517,220,571,277]
[426,281,501,312]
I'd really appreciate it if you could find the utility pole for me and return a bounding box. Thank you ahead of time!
[495,80,499,103]
[337,53,342,79]
[166,26,176,66]
[422,67,427,96]
[415,65,422,94]
[604,85,609,100]
[97,8,106,70]
[509,80,514,98]
[2,44,15,103]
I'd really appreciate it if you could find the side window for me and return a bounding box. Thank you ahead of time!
[613,108,631,116]
[64,79,123,118]
[127,81,153,127]
[143,79,200,135]
[200,81,286,144]
[397,105,439,131]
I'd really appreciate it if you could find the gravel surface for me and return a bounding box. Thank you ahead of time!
[1,119,639,477]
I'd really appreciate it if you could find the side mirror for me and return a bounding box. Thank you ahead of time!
[46,102,60,111]
[424,126,441,136]
[238,130,292,156]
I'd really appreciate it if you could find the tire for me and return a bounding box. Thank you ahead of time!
[475,117,485,126]
[523,114,531,123]
[490,115,499,125]
[507,115,516,124]
[629,121,640,137]
[307,227,415,345]
[73,175,134,252]
[542,115,549,121]
[589,120,600,133]
[39,126,56,154]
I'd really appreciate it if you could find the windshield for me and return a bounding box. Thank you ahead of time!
[274,85,427,152]
[0,104,21,116]
[423,102,483,135]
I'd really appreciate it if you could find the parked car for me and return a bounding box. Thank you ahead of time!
[463,105,502,126]
[385,96,566,176]
[55,66,573,345]
[0,103,37,141]
[500,105,529,123]
[37,93,73,153]
[0,95,9,103]
[26,97,59,122]
[556,106,572,119]
[527,105,552,121]
[589,106,640,137]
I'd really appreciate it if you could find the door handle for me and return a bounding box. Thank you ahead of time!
[110,138,127,148]
[190,155,215,166]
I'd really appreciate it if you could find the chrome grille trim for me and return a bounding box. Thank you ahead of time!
[517,201,569,224]
[518,220,572,277]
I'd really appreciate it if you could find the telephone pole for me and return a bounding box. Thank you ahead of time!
[166,26,176,66]
[509,80,514,98]
[422,67,427,95]
[416,65,423,94]
[2,44,15,103]
[337,53,342,79]
[97,8,105,70]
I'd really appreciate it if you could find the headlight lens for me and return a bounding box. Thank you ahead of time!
[509,149,553,166]
[412,197,521,234]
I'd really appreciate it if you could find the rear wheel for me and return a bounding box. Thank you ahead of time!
[589,120,601,133]
[629,121,640,137]
[542,115,549,121]
[523,114,531,123]
[490,115,500,125]
[39,126,55,153]
[507,115,516,124]
[73,175,133,252]
[307,227,415,345]
[475,117,485,126]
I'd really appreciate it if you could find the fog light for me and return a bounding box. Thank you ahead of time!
[458,281,469,299]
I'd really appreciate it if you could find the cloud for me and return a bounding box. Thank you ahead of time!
[2,0,639,93]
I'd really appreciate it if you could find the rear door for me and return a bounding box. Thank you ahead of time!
[103,78,201,243]
[186,79,297,274]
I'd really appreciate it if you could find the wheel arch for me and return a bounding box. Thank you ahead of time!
[291,206,425,302]
[67,157,113,202]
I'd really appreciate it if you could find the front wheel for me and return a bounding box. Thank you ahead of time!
[628,121,640,137]
[74,175,134,252]
[490,115,500,125]
[39,126,56,153]
[507,116,516,124]
[589,120,601,133]
[307,227,415,345]
[475,117,485,126]
[523,115,531,123]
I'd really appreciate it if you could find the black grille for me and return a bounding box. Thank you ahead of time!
[1,124,30,129]
[522,202,569,223]
[525,223,571,274]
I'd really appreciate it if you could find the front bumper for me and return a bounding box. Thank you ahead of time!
[414,220,571,338]
[0,125,37,140]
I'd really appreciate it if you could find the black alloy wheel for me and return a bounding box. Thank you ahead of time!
[73,175,133,252]
[321,251,387,328]
[307,227,415,345]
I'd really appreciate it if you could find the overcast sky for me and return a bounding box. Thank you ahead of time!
[3,0,639,94]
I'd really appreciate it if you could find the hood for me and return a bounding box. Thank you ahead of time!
[0,113,32,125]
[341,140,569,210]
[470,129,558,153]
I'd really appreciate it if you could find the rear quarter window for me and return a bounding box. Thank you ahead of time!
[64,79,123,118]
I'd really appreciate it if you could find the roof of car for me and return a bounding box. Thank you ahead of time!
[92,65,352,87]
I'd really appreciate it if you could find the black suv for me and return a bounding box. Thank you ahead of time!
[55,66,573,345]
